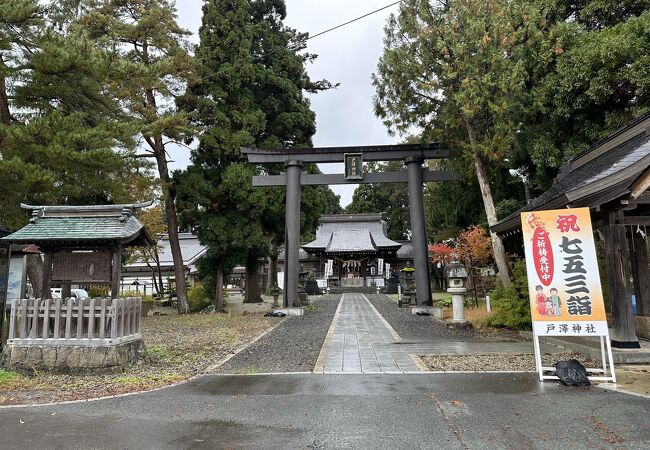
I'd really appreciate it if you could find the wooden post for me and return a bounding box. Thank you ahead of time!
[42,252,52,299]
[65,298,73,339]
[111,299,118,340]
[603,210,639,347]
[42,299,50,339]
[134,298,140,334]
[111,244,122,298]
[19,300,27,339]
[119,298,126,338]
[88,298,95,339]
[628,227,649,316]
[99,298,107,339]
[53,298,61,339]
[30,299,39,339]
[76,298,84,339]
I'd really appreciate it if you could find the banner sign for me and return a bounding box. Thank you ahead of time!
[522,207,607,337]
[385,263,391,279]
[325,259,334,277]
[377,258,384,276]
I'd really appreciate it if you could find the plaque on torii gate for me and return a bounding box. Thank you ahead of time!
[241,143,458,309]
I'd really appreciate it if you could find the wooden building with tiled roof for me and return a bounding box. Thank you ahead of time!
[492,113,650,347]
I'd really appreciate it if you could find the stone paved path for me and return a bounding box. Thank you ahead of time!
[316,293,421,373]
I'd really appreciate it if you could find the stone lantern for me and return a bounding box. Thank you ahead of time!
[446,260,469,326]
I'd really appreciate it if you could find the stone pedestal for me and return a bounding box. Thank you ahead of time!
[2,338,147,374]
[448,286,469,326]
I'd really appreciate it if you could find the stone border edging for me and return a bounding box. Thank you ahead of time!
[313,294,345,373]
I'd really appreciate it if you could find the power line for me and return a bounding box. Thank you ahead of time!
[196,1,403,83]
[307,1,402,41]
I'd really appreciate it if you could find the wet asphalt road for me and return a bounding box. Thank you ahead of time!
[1,373,648,449]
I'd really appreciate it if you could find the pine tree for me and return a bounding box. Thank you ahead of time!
[76,0,196,313]
[0,1,153,296]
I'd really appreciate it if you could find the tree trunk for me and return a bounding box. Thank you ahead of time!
[0,70,12,125]
[140,54,189,312]
[148,264,159,294]
[152,249,164,297]
[215,267,224,313]
[25,254,43,298]
[465,120,512,286]
[154,149,189,314]
[269,245,279,292]
[244,263,263,303]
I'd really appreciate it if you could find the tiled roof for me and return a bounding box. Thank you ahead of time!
[303,214,402,255]
[2,204,153,246]
[126,233,207,269]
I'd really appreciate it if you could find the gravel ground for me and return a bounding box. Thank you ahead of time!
[422,352,601,372]
[365,294,521,342]
[214,294,341,374]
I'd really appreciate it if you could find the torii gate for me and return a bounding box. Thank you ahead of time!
[242,143,457,308]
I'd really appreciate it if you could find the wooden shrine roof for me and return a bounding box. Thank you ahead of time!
[1,203,154,247]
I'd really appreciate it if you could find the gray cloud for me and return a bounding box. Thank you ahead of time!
[170,0,399,207]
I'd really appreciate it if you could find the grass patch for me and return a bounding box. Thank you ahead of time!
[464,307,493,324]
[0,312,277,405]
[0,369,19,384]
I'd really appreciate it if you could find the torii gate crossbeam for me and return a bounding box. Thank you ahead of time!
[242,144,457,309]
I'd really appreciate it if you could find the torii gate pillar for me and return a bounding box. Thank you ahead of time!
[406,156,433,306]
[284,160,303,307]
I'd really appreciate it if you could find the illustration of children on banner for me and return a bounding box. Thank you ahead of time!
[535,285,562,317]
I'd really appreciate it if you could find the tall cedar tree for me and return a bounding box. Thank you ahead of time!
[175,0,336,306]
[0,1,152,296]
[373,0,564,286]
[76,0,196,313]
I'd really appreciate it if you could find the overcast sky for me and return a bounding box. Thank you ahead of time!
[171,0,401,207]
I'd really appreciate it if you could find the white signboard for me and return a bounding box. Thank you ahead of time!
[521,207,615,382]
[377,258,384,276]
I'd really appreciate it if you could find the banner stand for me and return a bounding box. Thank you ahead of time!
[533,334,616,383]
[521,207,618,385]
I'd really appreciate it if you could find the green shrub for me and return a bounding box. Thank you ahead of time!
[187,283,212,313]
[434,296,452,307]
[120,289,153,302]
[487,260,532,330]
[88,285,110,298]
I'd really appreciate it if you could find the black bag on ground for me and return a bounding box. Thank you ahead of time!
[554,359,591,386]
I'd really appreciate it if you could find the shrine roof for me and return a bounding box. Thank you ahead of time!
[1,203,154,247]
[303,214,402,255]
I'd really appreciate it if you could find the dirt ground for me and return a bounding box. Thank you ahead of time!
[0,312,277,406]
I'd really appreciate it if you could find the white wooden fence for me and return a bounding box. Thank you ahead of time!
[8,298,141,346]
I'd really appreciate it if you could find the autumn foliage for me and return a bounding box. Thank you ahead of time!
[455,225,493,266]
[429,242,454,263]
